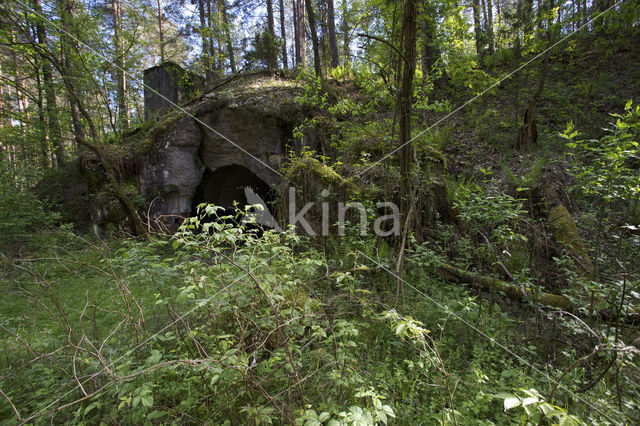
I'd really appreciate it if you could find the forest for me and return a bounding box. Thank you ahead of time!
[0,0,639,424]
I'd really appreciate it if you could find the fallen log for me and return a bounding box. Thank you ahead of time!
[433,263,639,324]
[434,263,571,310]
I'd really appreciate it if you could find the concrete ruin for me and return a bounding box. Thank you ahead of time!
[140,63,308,227]
[143,62,205,120]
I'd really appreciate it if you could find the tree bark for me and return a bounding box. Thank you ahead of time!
[293,0,299,64]
[267,0,275,36]
[473,0,484,57]
[420,0,439,84]
[33,0,65,167]
[341,0,349,66]
[33,42,51,167]
[10,30,28,126]
[112,0,128,130]
[398,0,418,217]
[434,263,572,310]
[206,0,218,78]
[326,0,339,68]
[198,0,213,83]
[294,0,306,67]
[219,0,236,73]
[279,0,288,69]
[58,0,86,149]
[305,0,322,77]
[156,0,165,62]
[266,0,278,70]
[486,0,494,54]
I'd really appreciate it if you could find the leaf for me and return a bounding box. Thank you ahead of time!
[141,395,153,407]
[616,118,628,129]
[383,405,395,418]
[84,401,100,416]
[494,392,515,399]
[395,323,407,336]
[318,412,330,422]
[147,410,166,420]
[503,397,521,411]
[625,99,633,110]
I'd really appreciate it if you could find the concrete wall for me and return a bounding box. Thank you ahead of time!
[143,63,204,120]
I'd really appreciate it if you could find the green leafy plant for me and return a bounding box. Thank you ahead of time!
[495,388,582,425]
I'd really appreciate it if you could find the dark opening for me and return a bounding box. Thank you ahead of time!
[191,165,275,217]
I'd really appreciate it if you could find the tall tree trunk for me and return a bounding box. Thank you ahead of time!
[215,0,224,71]
[267,0,275,36]
[473,0,484,57]
[112,0,128,130]
[156,0,165,62]
[486,0,494,54]
[33,48,51,167]
[10,30,28,126]
[279,0,288,68]
[206,0,218,77]
[33,0,65,167]
[58,0,86,148]
[398,0,418,214]
[326,0,339,68]
[220,0,236,73]
[341,0,349,66]
[293,0,299,64]
[420,0,439,84]
[305,0,322,77]
[294,0,306,67]
[198,0,213,83]
[267,0,278,71]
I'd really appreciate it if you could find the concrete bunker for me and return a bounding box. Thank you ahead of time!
[191,164,276,218]
[137,64,312,231]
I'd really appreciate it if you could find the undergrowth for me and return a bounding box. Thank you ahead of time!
[1,205,636,424]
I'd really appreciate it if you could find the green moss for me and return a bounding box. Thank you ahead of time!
[286,157,356,193]
[427,149,448,174]
[548,204,595,274]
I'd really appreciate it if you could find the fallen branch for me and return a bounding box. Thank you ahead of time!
[432,263,640,324]
[434,263,571,309]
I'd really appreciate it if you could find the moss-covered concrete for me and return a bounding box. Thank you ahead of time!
[285,156,356,192]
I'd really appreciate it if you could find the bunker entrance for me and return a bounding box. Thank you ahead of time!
[191,165,275,218]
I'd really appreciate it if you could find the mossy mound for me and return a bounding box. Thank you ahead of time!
[548,204,595,275]
[280,156,357,235]
[285,156,356,194]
